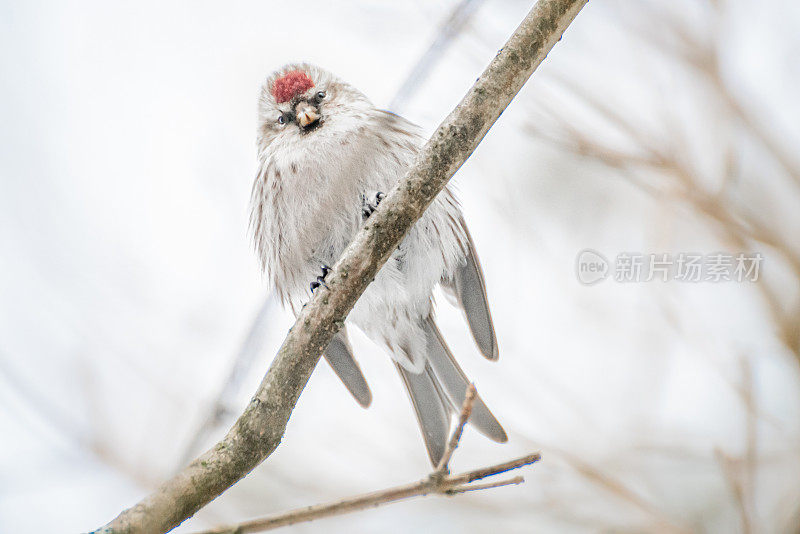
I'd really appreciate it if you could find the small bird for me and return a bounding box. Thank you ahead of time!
[250,63,506,465]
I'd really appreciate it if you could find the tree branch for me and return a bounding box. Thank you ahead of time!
[193,455,540,534]
[435,383,477,475]
[192,386,539,534]
[96,1,586,532]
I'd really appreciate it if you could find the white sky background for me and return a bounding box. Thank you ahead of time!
[1,0,799,532]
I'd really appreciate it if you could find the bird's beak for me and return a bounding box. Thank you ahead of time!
[296,102,320,128]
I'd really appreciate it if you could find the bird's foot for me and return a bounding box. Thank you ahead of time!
[310,264,331,293]
[361,191,386,220]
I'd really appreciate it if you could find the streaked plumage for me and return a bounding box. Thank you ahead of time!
[250,63,506,465]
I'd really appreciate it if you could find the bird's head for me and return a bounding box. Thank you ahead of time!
[257,63,371,151]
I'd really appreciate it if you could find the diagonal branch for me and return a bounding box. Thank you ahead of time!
[96,2,586,532]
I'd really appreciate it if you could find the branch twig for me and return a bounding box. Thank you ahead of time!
[435,383,477,475]
[96,2,586,532]
[193,455,540,534]
[193,386,539,534]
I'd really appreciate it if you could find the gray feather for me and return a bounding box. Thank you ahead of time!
[324,328,372,408]
[424,316,507,443]
[395,361,453,466]
[444,223,499,360]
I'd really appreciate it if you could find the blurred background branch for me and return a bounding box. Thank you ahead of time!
[2,0,799,532]
[526,0,800,358]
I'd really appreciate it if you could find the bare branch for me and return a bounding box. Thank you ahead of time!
[191,454,539,534]
[191,387,538,534]
[715,449,752,534]
[435,383,477,474]
[444,475,525,495]
[96,2,586,531]
[548,446,692,534]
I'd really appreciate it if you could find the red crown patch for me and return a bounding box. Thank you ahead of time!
[272,70,315,104]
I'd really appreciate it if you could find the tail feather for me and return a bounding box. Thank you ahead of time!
[443,221,499,360]
[396,316,507,466]
[424,316,507,443]
[324,328,372,408]
[395,361,453,466]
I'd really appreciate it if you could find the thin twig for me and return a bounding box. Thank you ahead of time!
[436,383,477,474]
[193,386,536,534]
[444,476,525,495]
[715,448,752,534]
[193,454,539,534]
[545,445,692,534]
[96,3,586,531]
[742,359,758,531]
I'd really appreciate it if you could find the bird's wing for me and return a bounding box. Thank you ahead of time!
[324,327,372,408]
[395,361,453,466]
[423,316,507,443]
[442,221,499,360]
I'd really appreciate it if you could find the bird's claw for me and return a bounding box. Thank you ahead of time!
[310,265,331,293]
[361,191,385,220]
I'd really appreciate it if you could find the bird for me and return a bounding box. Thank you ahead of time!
[249,63,507,465]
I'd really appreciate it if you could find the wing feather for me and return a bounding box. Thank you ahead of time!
[443,222,499,360]
[324,328,372,408]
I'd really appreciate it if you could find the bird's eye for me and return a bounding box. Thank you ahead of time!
[277,115,286,124]
[316,91,326,100]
